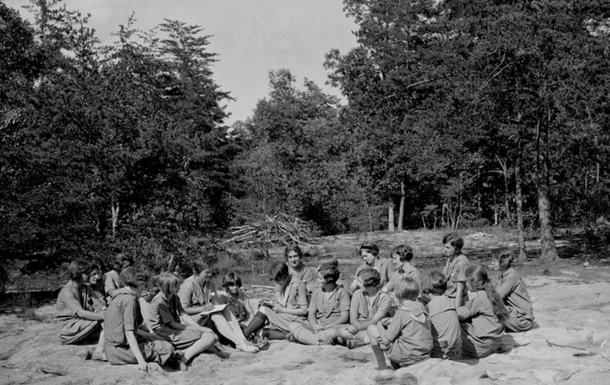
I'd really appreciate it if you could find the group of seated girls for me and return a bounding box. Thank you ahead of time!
[55,233,534,372]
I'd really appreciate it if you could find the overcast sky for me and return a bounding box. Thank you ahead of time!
[5,0,359,125]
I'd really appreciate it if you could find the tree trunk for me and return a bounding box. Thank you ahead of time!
[111,199,120,238]
[398,181,405,231]
[388,201,395,232]
[96,207,108,237]
[537,117,558,261]
[597,162,600,183]
[456,196,463,229]
[516,126,527,262]
[497,156,512,224]
[362,190,373,232]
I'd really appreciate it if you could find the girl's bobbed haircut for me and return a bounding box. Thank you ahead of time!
[393,244,414,262]
[89,262,101,273]
[92,258,107,273]
[175,259,218,279]
[359,241,380,257]
[269,262,290,283]
[156,272,181,296]
[491,247,514,270]
[69,260,92,282]
[121,267,148,289]
[113,253,133,270]
[425,270,448,296]
[358,267,380,288]
[394,277,420,301]
[318,265,340,284]
[442,232,464,254]
[222,272,243,289]
[284,242,304,259]
[191,259,219,276]
[316,256,339,271]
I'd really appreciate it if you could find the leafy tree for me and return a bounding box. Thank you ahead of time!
[453,0,610,260]
[236,69,361,234]
[0,2,241,269]
[326,0,610,261]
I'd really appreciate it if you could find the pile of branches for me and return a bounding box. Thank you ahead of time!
[222,214,316,248]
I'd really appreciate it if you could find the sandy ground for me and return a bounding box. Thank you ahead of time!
[1,274,609,385]
[2,229,609,385]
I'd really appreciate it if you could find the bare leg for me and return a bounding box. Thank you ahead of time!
[367,324,388,370]
[212,311,258,352]
[96,329,106,351]
[211,313,244,345]
[91,324,106,361]
[223,308,251,341]
[183,333,217,362]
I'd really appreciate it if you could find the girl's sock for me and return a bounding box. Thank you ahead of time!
[371,345,388,370]
[262,328,290,340]
[243,312,268,337]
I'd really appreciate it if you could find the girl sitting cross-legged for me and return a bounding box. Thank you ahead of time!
[457,265,508,359]
[367,277,433,370]
[350,242,394,293]
[285,243,318,294]
[423,271,462,360]
[56,260,106,360]
[105,253,133,303]
[492,248,534,332]
[288,265,350,345]
[146,272,218,370]
[178,261,259,353]
[338,268,391,349]
[104,267,175,370]
[242,262,308,341]
[87,261,108,314]
[382,244,424,296]
[216,272,254,326]
[442,233,470,308]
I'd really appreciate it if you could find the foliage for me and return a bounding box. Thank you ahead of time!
[323,0,610,245]
[233,69,373,234]
[0,1,239,273]
[3,0,610,275]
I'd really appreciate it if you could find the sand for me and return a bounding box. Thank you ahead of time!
[1,274,609,385]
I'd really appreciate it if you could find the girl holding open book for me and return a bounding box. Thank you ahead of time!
[178,260,259,353]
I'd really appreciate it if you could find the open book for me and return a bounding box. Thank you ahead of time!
[199,304,227,316]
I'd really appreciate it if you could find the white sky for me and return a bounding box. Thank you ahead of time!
[5,0,359,125]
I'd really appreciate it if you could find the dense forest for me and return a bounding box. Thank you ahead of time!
[2,0,610,273]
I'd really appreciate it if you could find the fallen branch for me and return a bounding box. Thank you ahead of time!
[221,213,316,247]
[246,285,274,290]
[545,340,587,351]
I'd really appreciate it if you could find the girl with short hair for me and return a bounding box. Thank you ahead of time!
[368,277,433,370]
[178,261,259,353]
[242,262,308,341]
[56,260,106,360]
[147,272,218,370]
[442,233,470,307]
[492,248,534,332]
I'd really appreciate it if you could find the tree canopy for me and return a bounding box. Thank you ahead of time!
[2,0,610,269]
